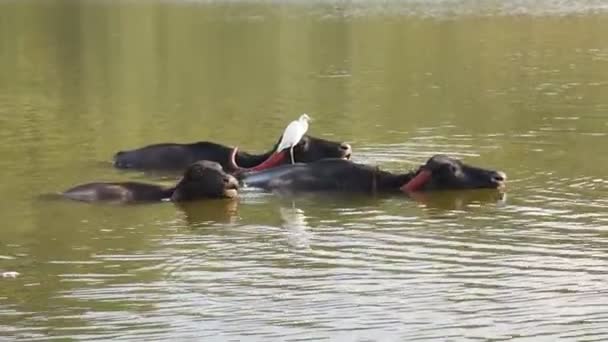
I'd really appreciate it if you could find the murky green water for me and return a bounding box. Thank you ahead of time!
[1,0,608,340]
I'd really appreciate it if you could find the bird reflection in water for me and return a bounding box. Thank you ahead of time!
[279,204,312,249]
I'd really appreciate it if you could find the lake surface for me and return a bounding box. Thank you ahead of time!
[1,0,607,340]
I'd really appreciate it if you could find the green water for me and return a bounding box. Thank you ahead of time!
[1,1,607,340]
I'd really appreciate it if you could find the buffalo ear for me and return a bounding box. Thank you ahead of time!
[170,190,182,202]
[296,136,310,149]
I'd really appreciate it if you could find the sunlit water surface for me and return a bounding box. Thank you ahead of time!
[1,0,607,340]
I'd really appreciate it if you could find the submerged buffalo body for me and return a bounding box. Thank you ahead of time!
[113,135,352,172]
[62,161,239,204]
[241,155,506,194]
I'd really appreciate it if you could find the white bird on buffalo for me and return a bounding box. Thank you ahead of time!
[276,113,311,164]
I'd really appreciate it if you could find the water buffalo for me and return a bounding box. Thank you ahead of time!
[113,135,352,172]
[62,161,238,203]
[240,155,506,194]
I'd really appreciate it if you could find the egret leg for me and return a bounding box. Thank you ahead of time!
[290,147,295,164]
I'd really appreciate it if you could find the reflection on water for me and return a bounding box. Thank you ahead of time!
[1,272,20,279]
[1,0,608,340]
[175,199,240,226]
[280,205,312,249]
[410,189,508,210]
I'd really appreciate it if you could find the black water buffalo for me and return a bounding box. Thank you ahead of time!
[240,155,506,194]
[62,161,238,203]
[113,135,352,172]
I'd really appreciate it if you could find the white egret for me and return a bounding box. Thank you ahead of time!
[276,113,311,164]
